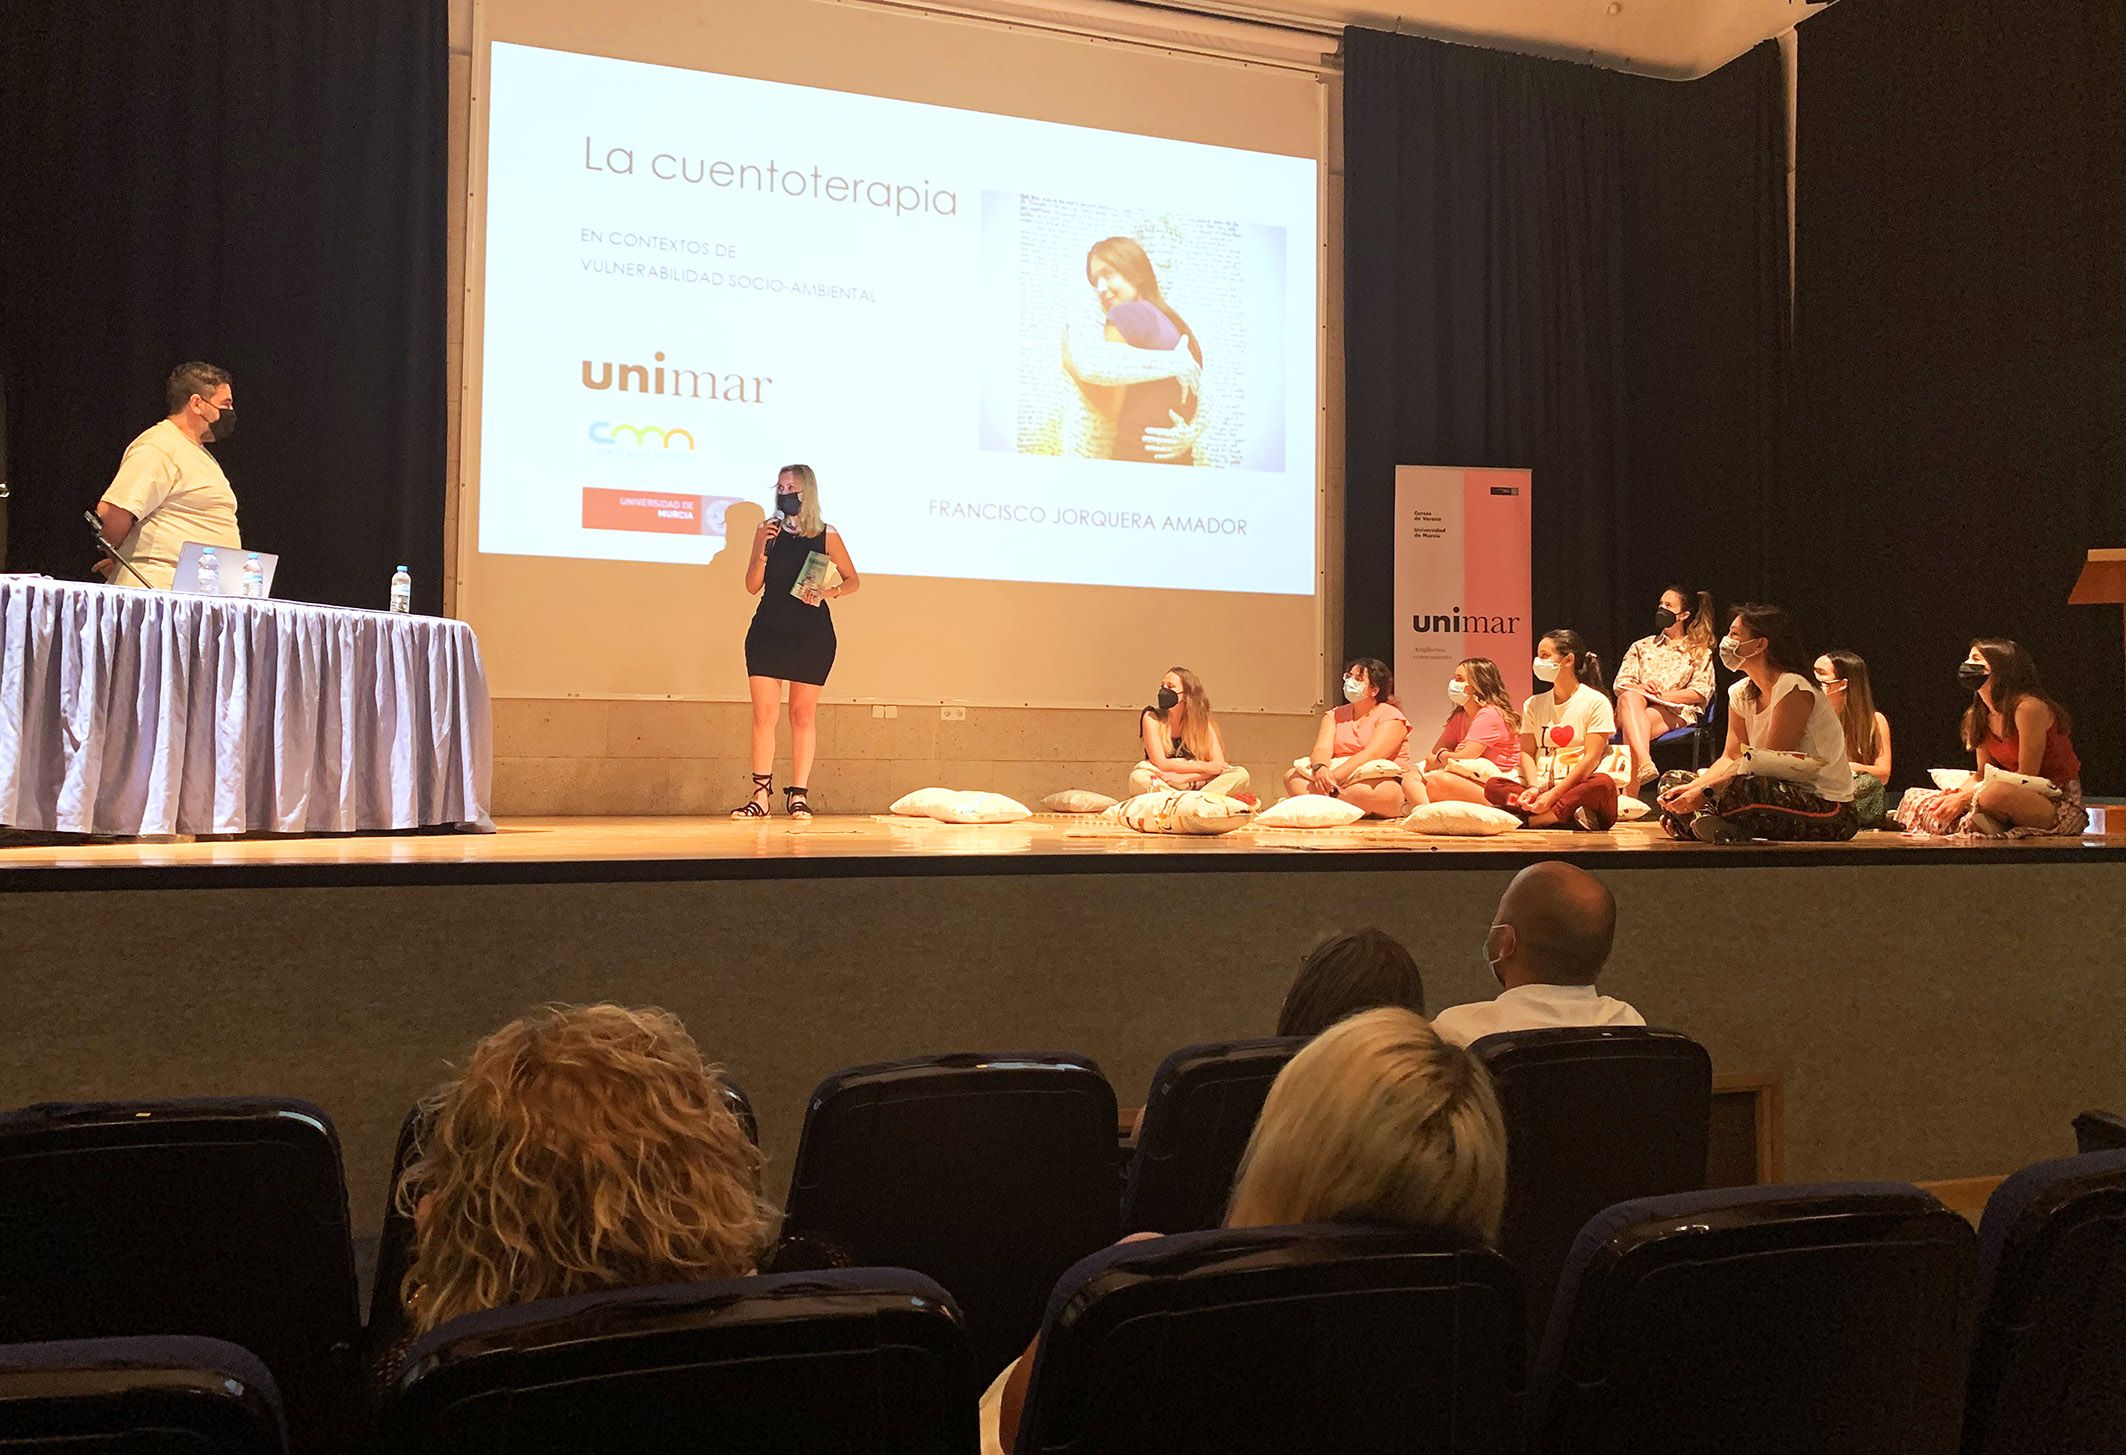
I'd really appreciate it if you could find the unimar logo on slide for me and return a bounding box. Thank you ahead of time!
[588,422,695,449]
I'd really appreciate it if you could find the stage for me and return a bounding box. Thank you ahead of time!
[5,815,2125,1231]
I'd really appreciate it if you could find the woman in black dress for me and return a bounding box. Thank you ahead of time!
[732,464,860,819]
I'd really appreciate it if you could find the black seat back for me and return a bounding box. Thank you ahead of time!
[381,1269,973,1455]
[1472,1026,1711,1338]
[1964,1150,2126,1455]
[1017,1223,1525,1455]
[2073,1109,2126,1154]
[781,1053,1119,1379]
[1534,1183,1976,1455]
[1121,1038,1304,1235]
[0,1336,284,1455]
[0,1100,358,1453]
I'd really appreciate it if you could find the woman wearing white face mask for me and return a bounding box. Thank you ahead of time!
[1483,630,1620,830]
[1410,658,1524,808]
[1285,658,1414,817]
[1655,604,1858,842]
[1815,650,1893,827]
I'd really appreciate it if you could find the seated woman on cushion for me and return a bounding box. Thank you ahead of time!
[1282,658,1414,818]
[1485,629,1621,831]
[1406,657,1525,809]
[984,1006,1507,1454]
[1815,650,1894,828]
[1130,665,1248,797]
[1894,638,2087,839]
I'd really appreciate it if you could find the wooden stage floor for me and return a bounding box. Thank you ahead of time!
[4,812,2124,887]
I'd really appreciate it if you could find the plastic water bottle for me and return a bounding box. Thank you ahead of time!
[389,565,412,615]
[240,552,265,599]
[196,546,219,594]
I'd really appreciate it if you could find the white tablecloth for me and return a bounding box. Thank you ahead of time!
[0,577,493,836]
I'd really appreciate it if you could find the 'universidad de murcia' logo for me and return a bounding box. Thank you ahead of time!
[588,423,695,449]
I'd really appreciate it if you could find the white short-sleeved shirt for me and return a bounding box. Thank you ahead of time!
[1521,684,1618,787]
[1731,673,1855,803]
[100,419,242,590]
[1431,982,1647,1047]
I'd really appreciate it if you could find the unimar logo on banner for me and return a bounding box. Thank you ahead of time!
[1393,466,1535,716]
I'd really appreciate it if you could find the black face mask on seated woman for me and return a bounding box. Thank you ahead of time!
[1156,687,1180,712]
[1958,661,1990,692]
[1654,607,1678,631]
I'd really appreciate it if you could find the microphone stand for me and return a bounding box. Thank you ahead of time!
[83,510,155,590]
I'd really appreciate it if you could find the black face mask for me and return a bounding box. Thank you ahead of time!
[1156,687,1180,712]
[206,404,235,442]
[774,493,802,520]
[1958,662,1991,692]
[1654,607,1678,631]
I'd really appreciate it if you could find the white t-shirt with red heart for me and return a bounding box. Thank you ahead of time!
[1521,684,1618,788]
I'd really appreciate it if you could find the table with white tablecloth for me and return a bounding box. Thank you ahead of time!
[0,577,492,836]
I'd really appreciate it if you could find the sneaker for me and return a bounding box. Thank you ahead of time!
[1572,805,1614,832]
[1689,812,1742,844]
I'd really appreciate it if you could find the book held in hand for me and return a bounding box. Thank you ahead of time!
[791,551,842,604]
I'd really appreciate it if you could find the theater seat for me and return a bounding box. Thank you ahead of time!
[1471,1026,1711,1340]
[0,1336,285,1455]
[2073,1109,2126,1154]
[1014,1223,1524,1455]
[1533,1183,1976,1455]
[780,1052,1120,1380]
[1963,1150,2126,1455]
[380,1269,974,1455]
[0,1100,359,1454]
[1121,1038,1303,1235]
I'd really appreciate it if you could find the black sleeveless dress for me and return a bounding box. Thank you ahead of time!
[744,527,837,685]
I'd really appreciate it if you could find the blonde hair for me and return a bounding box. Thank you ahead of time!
[396,1004,778,1334]
[1228,1008,1507,1243]
[1164,666,1217,761]
[778,463,825,536]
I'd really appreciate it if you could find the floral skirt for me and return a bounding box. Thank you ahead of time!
[1657,771,1860,842]
[1895,778,2087,838]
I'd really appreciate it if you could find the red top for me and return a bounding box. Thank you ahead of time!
[1981,710,2080,784]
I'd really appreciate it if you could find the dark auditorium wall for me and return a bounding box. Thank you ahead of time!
[1785,0,2125,790]
[1341,30,1789,699]
[0,1,449,612]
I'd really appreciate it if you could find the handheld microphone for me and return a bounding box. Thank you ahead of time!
[84,509,154,589]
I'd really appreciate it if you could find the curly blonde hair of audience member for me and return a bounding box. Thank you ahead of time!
[1227,1007,1507,1242]
[395,1003,777,1334]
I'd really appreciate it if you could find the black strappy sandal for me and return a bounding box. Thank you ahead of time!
[783,786,813,820]
[730,772,774,818]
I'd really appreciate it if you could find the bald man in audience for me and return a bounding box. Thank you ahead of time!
[1431,861,1645,1045]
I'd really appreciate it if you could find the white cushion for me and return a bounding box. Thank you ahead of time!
[1254,794,1367,829]
[1615,795,1653,823]
[1981,764,2062,798]
[1928,768,1975,791]
[930,791,1034,824]
[1043,789,1120,814]
[1398,801,1523,837]
[1118,789,1254,835]
[1342,758,1408,786]
[889,787,960,818]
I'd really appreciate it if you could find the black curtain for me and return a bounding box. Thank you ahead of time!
[1343,29,1789,684]
[0,0,448,612]
[1787,0,2126,791]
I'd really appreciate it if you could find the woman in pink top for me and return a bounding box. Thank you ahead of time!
[1284,657,1413,818]
[1409,658,1524,808]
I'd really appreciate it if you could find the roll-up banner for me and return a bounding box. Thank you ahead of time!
[1393,466,1534,721]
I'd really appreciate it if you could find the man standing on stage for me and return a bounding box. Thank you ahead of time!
[93,361,242,588]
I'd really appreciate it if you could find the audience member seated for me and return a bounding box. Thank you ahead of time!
[1432,862,1642,1045]
[985,1007,1507,1454]
[1655,603,1859,842]
[1406,657,1524,808]
[1612,586,1718,790]
[1276,928,1427,1037]
[1486,629,1620,831]
[1284,658,1414,818]
[374,1004,776,1387]
[1816,649,1893,827]
[1130,666,1247,796]
[1895,638,2088,839]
